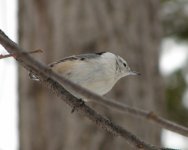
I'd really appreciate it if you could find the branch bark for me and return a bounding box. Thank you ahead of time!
[0,29,183,150]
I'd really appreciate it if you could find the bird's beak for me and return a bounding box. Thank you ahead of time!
[129,70,141,76]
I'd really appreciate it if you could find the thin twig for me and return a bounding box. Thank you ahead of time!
[0,49,43,59]
[0,29,181,150]
[0,53,17,59]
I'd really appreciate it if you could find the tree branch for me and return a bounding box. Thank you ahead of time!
[0,53,17,59]
[0,49,43,59]
[0,29,182,150]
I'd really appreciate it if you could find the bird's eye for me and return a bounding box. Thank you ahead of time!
[123,63,127,67]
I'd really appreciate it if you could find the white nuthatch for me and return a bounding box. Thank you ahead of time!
[30,52,140,101]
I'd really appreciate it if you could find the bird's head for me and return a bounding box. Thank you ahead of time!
[116,55,140,78]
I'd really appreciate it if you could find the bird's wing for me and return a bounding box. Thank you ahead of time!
[48,52,106,67]
[48,52,107,74]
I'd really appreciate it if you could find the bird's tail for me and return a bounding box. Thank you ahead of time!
[29,72,40,81]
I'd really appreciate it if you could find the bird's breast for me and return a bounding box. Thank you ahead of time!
[51,58,117,96]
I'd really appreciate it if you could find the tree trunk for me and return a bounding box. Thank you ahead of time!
[19,0,164,150]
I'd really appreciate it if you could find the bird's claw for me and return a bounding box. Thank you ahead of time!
[71,99,85,113]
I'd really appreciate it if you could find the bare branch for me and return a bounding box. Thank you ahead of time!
[0,49,43,59]
[0,29,181,150]
[0,53,17,59]
[56,70,188,138]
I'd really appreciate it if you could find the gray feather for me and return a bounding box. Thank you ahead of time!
[49,52,106,67]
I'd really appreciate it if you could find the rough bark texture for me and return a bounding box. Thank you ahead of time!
[19,0,164,150]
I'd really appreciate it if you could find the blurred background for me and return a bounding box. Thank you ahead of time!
[0,0,188,150]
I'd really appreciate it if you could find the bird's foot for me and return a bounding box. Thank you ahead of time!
[71,99,85,113]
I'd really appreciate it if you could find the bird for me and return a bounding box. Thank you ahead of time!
[30,52,140,101]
